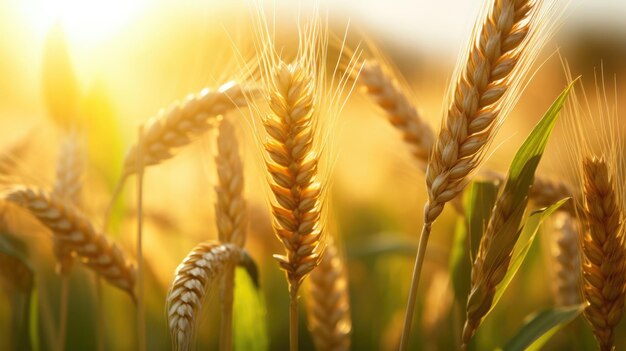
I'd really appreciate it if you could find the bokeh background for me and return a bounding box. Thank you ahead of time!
[1,0,626,350]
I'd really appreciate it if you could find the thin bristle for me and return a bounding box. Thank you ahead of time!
[3,186,136,296]
[580,156,626,351]
[215,119,247,247]
[306,238,352,351]
[52,131,84,275]
[123,82,250,176]
[166,241,240,351]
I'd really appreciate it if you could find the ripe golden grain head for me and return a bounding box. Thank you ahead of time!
[246,11,359,290]
[3,186,136,297]
[166,241,240,351]
[561,72,626,351]
[425,0,562,224]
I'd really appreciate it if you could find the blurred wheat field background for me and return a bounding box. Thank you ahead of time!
[1,0,626,350]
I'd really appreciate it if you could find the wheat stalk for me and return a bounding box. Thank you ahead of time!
[167,241,240,351]
[400,0,550,347]
[214,119,248,351]
[122,82,249,177]
[580,157,626,351]
[550,212,581,307]
[3,186,136,296]
[306,237,351,351]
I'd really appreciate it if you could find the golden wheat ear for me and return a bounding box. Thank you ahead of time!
[550,212,581,307]
[122,81,250,177]
[166,241,241,351]
[305,237,352,351]
[579,157,626,351]
[3,186,136,297]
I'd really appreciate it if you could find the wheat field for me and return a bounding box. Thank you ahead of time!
[1,0,626,350]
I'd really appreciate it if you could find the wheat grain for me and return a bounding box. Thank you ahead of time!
[530,176,575,213]
[122,82,249,177]
[306,237,351,351]
[52,131,84,275]
[166,241,240,351]
[580,157,626,351]
[3,186,135,296]
[401,0,550,347]
[550,212,581,307]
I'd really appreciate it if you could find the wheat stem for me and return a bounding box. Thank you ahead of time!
[399,223,430,351]
[290,283,300,351]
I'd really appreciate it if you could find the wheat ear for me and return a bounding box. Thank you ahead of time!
[551,212,581,307]
[580,157,626,351]
[305,237,351,351]
[359,60,434,163]
[122,82,249,177]
[214,119,248,351]
[167,241,240,351]
[263,61,325,351]
[3,186,135,296]
[462,177,532,346]
[400,0,547,347]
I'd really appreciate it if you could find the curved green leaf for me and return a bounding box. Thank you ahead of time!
[234,267,268,351]
[502,304,583,351]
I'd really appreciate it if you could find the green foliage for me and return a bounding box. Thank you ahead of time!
[501,304,583,351]
[450,181,499,306]
[234,267,268,351]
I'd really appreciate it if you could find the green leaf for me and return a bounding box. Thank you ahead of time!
[502,82,574,207]
[234,267,268,351]
[491,198,569,309]
[465,181,499,262]
[449,181,498,305]
[238,250,260,289]
[502,304,583,351]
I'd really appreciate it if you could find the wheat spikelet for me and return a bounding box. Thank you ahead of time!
[550,212,581,307]
[359,60,434,163]
[306,238,351,351]
[215,119,247,247]
[122,82,249,176]
[166,241,240,351]
[580,157,626,351]
[52,131,84,275]
[2,186,135,296]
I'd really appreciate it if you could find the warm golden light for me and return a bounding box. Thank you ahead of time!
[16,0,150,44]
